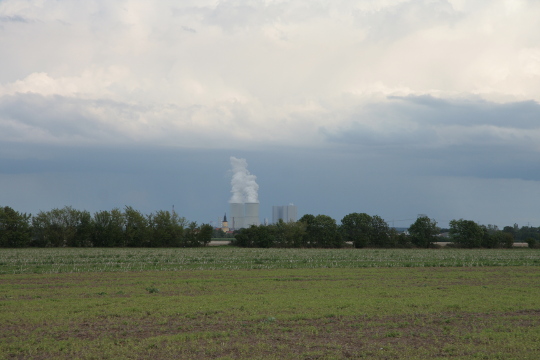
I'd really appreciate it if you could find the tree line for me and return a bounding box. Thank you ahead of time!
[2,205,539,249]
[0,206,212,248]
[234,213,535,249]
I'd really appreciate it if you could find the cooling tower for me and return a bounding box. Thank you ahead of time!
[244,202,260,227]
[230,203,244,230]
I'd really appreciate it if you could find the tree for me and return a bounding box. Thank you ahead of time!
[0,206,32,248]
[197,224,213,247]
[408,216,440,248]
[526,237,539,249]
[480,228,514,249]
[480,225,498,248]
[479,225,515,249]
[58,207,79,247]
[30,207,95,247]
[340,213,373,248]
[92,209,124,247]
[213,228,225,238]
[516,226,540,242]
[300,214,342,248]
[183,222,198,247]
[298,214,316,247]
[31,207,73,247]
[449,219,483,248]
[233,221,308,248]
[502,225,516,241]
[391,228,412,248]
[123,206,150,247]
[340,213,391,248]
[31,211,55,247]
[232,225,275,248]
[72,209,93,247]
[255,225,276,248]
[369,215,391,247]
[496,231,514,249]
[298,214,315,226]
[182,222,212,247]
[233,226,256,247]
[149,210,185,247]
[273,219,307,248]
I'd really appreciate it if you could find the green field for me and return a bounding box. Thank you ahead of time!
[1,248,540,359]
[1,247,540,274]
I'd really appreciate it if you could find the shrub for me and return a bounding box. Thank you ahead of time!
[526,237,539,249]
[146,286,160,294]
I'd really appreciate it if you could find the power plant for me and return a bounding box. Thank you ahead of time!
[229,202,260,230]
[224,157,296,230]
[230,202,245,230]
[244,202,260,227]
[228,157,260,230]
[272,204,298,224]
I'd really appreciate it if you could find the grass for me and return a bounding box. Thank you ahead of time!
[1,248,540,359]
[1,247,539,274]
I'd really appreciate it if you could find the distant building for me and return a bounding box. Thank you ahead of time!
[272,204,298,224]
[229,203,260,230]
[221,213,229,233]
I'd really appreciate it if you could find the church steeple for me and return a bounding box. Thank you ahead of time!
[222,213,229,233]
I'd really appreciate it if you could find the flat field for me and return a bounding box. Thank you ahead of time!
[1,248,540,359]
[1,247,540,274]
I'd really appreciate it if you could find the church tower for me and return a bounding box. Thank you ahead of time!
[221,213,229,233]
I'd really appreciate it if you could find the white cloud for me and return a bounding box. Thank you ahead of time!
[1,0,540,151]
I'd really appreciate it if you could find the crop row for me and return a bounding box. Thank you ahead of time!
[1,248,539,274]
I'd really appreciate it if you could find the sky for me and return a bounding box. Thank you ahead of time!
[1,0,540,229]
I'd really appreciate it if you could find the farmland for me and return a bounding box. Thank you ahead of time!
[1,247,540,274]
[1,248,540,359]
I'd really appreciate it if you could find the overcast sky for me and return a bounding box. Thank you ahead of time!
[1,0,540,228]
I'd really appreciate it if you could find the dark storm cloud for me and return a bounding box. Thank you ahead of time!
[389,95,540,129]
[322,96,540,182]
[0,142,232,220]
[324,95,540,143]
[1,140,539,229]
[0,93,141,141]
[0,142,222,176]
[0,93,95,137]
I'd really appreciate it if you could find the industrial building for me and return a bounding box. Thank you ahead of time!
[228,156,261,230]
[229,202,260,230]
[272,204,298,224]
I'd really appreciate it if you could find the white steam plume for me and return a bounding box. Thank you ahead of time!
[229,156,259,203]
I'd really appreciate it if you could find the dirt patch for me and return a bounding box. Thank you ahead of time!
[3,310,539,357]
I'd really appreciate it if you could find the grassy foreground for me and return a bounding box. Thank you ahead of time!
[1,249,540,359]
